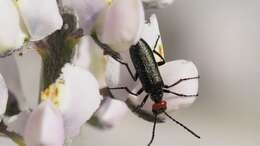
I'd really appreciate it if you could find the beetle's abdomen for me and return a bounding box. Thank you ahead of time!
[130,39,164,93]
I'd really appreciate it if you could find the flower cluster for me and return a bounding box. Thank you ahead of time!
[0,0,198,146]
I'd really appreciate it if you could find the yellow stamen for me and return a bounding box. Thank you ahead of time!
[106,0,113,5]
[40,79,65,108]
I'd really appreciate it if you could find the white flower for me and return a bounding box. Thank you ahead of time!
[142,0,175,9]
[94,96,129,128]
[95,0,145,52]
[0,73,8,118]
[0,0,62,56]
[24,101,65,146]
[5,63,103,142]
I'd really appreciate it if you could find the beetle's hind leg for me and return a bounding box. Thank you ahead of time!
[163,89,198,97]
[91,33,121,60]
[134,94,149,113]
[108,87,144,96]
[113,58,139,81]
[91,33,138,81]
[109,87,148,112]
[164,76,200,88]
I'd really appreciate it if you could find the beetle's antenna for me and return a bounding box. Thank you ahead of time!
[163,112,200,139]
[147,113,158,146]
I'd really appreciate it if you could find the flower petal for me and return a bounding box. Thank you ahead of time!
[160,60,198,111]
[0,0,27,55]
[17,0,63,41]
[0,73,8,116]
[24,101,64,146]
[71,35,106,84]
[128,60,198,115]
[95,0,145,52]
[71,36,91,69]
[142,0,175,9]
[94,96,129,128]
[62,0,106,33]
[59,64,102,138]
[0,56,28,110]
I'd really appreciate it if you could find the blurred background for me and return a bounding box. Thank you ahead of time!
[1,0,260,145]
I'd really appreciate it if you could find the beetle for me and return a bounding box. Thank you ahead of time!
[92,34,200,146]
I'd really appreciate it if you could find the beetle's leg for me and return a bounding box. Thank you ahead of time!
[91,33,121,60]
[91,33,138,81]
[108,87,144,96]
[113,57,139,81]
[134,94,149,112]
[164,76,200,88]
[163,89,198,97]
[153,35,166,66]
